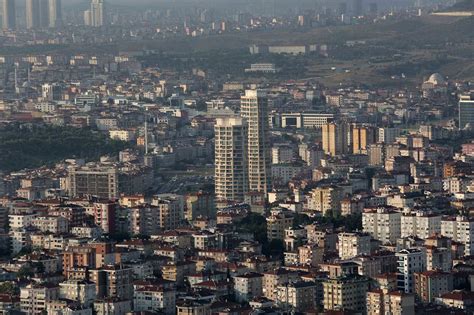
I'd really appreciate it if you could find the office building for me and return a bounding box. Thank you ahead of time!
[214,117,248,202]
[2,0,16,30]
[459,94,474,130]
[322,122,348,156]
[240,90,271,196]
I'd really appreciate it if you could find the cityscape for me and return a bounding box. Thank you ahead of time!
[0,0,474,315]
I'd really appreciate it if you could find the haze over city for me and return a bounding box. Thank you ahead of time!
[0,0,473,315]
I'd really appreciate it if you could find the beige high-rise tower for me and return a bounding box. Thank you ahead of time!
[48,0,62,27]
[26,0,39,29]
[352,125,376,154]
[214,116,248,202]
[240,89,271,196]
[2,0,16,30]
[322,122,348,156]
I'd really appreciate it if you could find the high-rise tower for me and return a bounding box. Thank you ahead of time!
[459,94,474,130]
[322,122,349,156]
[26,0,39,29]
[88,0,105,27]
[214,116,248,202]
[240,89,271,196]
[48,0,61,27]
[2,0,16,30]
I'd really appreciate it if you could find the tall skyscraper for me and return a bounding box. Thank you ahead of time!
[353,0,363,16]
[459,94,474,130]
[322,122,348,156]
[214,117,248,202]
[38,0,49,28]
[86,0,105,27]
[26,0,39,29]
[25,0,54,29]
[240,90,271,196]
[48,0,61,27]
[2,0,16,30]
[352,125,376,154]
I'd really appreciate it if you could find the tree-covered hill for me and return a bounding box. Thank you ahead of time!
[0,124,130,172]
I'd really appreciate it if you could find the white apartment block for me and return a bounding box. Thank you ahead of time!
[271,145,294,164]
[443,176,472,193]
[338,232,371,260]
[109,130,136,142]
[401,213,442,239]
[441,216,474,256]
[233,273,263,302]
[59,280,96,307]
[240,90,271,196]
[396,249,427,294]
[133,286,176,315]
[9,213,37,230]
[276,281,316,312]
[309,186,344,216]
[32,215,69,234]
[214,116,248,202]
[363,207,401,244]
[21,284,59,315]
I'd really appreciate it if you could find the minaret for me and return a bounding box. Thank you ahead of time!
[14,66,18,95]
[144,116,148,155]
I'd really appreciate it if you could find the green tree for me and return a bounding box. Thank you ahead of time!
[17,265,34,279]
[0,282,18,295]
[236,213,268,245]
[264,239,285,257]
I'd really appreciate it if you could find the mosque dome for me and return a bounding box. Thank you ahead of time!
[427,73,446,85]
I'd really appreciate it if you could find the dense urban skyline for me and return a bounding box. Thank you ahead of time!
[0,0,473,315]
